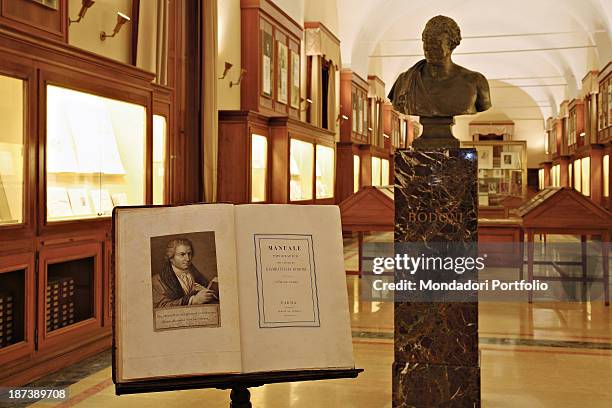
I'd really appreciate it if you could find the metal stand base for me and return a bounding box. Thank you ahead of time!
[230,387,251,407]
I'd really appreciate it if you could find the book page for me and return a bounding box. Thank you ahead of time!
[115,204,242,381]
[235,205,354,373]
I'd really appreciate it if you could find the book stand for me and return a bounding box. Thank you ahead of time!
[115,368,363,407]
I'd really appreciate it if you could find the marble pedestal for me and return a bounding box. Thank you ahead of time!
[393,149,479,408]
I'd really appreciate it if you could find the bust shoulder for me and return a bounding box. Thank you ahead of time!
[454,65,487,85]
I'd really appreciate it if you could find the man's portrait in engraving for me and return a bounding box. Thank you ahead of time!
[150,232,220,330]
[388,15,491,117]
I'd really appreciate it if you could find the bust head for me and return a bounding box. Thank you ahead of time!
[422,16,461,64]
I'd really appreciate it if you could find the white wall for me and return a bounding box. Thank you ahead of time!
[68,0,132,64]
[217,0,241,110]
[269,0,304,24]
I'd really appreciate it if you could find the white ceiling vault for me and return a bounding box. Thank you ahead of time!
[335,0,612,121]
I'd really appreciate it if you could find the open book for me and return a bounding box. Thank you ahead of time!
[113,204,354,383]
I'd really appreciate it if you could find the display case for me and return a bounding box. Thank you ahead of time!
[462,141,527,207]
[218,111,271,204]
[340,70,369,144]
[251,134,269,203]
[567,99,585,153]
[153,115,167,205]
[45,85,147,222]
[371,157,381,187]
[240,0,302,119]
[0,73,25,227]
[598,62,612,140]
[353,154,360,193]
[290,139,314,201]
[315,145,334,199]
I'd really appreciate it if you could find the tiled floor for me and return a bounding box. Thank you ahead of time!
[13,233,612,407]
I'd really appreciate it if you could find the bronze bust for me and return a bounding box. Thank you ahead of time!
[388,15,491,148]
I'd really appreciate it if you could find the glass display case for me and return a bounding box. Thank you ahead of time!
[604,154,609,198]
[289,139,314,201]
[0,74,24,226]
[382,158,390,185]
[463,141,527,206]
[152,115,167,205]
[0,269,24,349]
[46,85,147,221]
[573,159,581,193]
[371,157,382,187]
[581,157,590,196]
[353,155,360,193]
[315,145,334,199]
[538,168,544,190]
[551,164,560,188]
[251,134,268,202]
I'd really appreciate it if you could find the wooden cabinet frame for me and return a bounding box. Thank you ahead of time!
[37,241,103,352]
[0,252,35,367]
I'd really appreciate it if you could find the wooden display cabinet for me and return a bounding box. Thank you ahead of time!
[567,98,585,155]
[598,61,612,143]
[340,69,369,145]
[240,0,302,119]
[462,141,527,208]
[0,15,181,384]
[218,111,271,204]
[0,0,68,43]
[270,117,336,204]
[37,241,103,352]
[0,253,35,369]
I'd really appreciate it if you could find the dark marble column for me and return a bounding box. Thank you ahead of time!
[393,148,480,408]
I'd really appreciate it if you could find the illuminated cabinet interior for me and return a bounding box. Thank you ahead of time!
[382,158,390,185]
[581,157,590,196]
[353,155,360,193]
[538,168,544,190]
[604,155,609,198]
[0,74,24,226]
[251,134,268,202]
[371,157,382,187]
[315,145,334,199]
[152,115,167,205]
[573,159,581,193]
[290,139,314,201]
[462,141,527,206]
[46,85,146,221]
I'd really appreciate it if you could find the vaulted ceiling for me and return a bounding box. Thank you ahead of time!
[336,0,612,121]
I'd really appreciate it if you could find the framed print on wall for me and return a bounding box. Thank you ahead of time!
[477,146,493,169]
[277,42,288,105]
[262,31,273,98]
[500,152,520,169]
[290,50,300,109]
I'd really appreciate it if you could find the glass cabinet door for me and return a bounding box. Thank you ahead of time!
[290,139,314,201]
[0,75,24,226]
[152,115,167,205]
[251,134,268,202]
[353,155,360,193]
[371,157,382,187]
[46,85,146,221]
[381,159,390,186]
[315,145,334,199]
